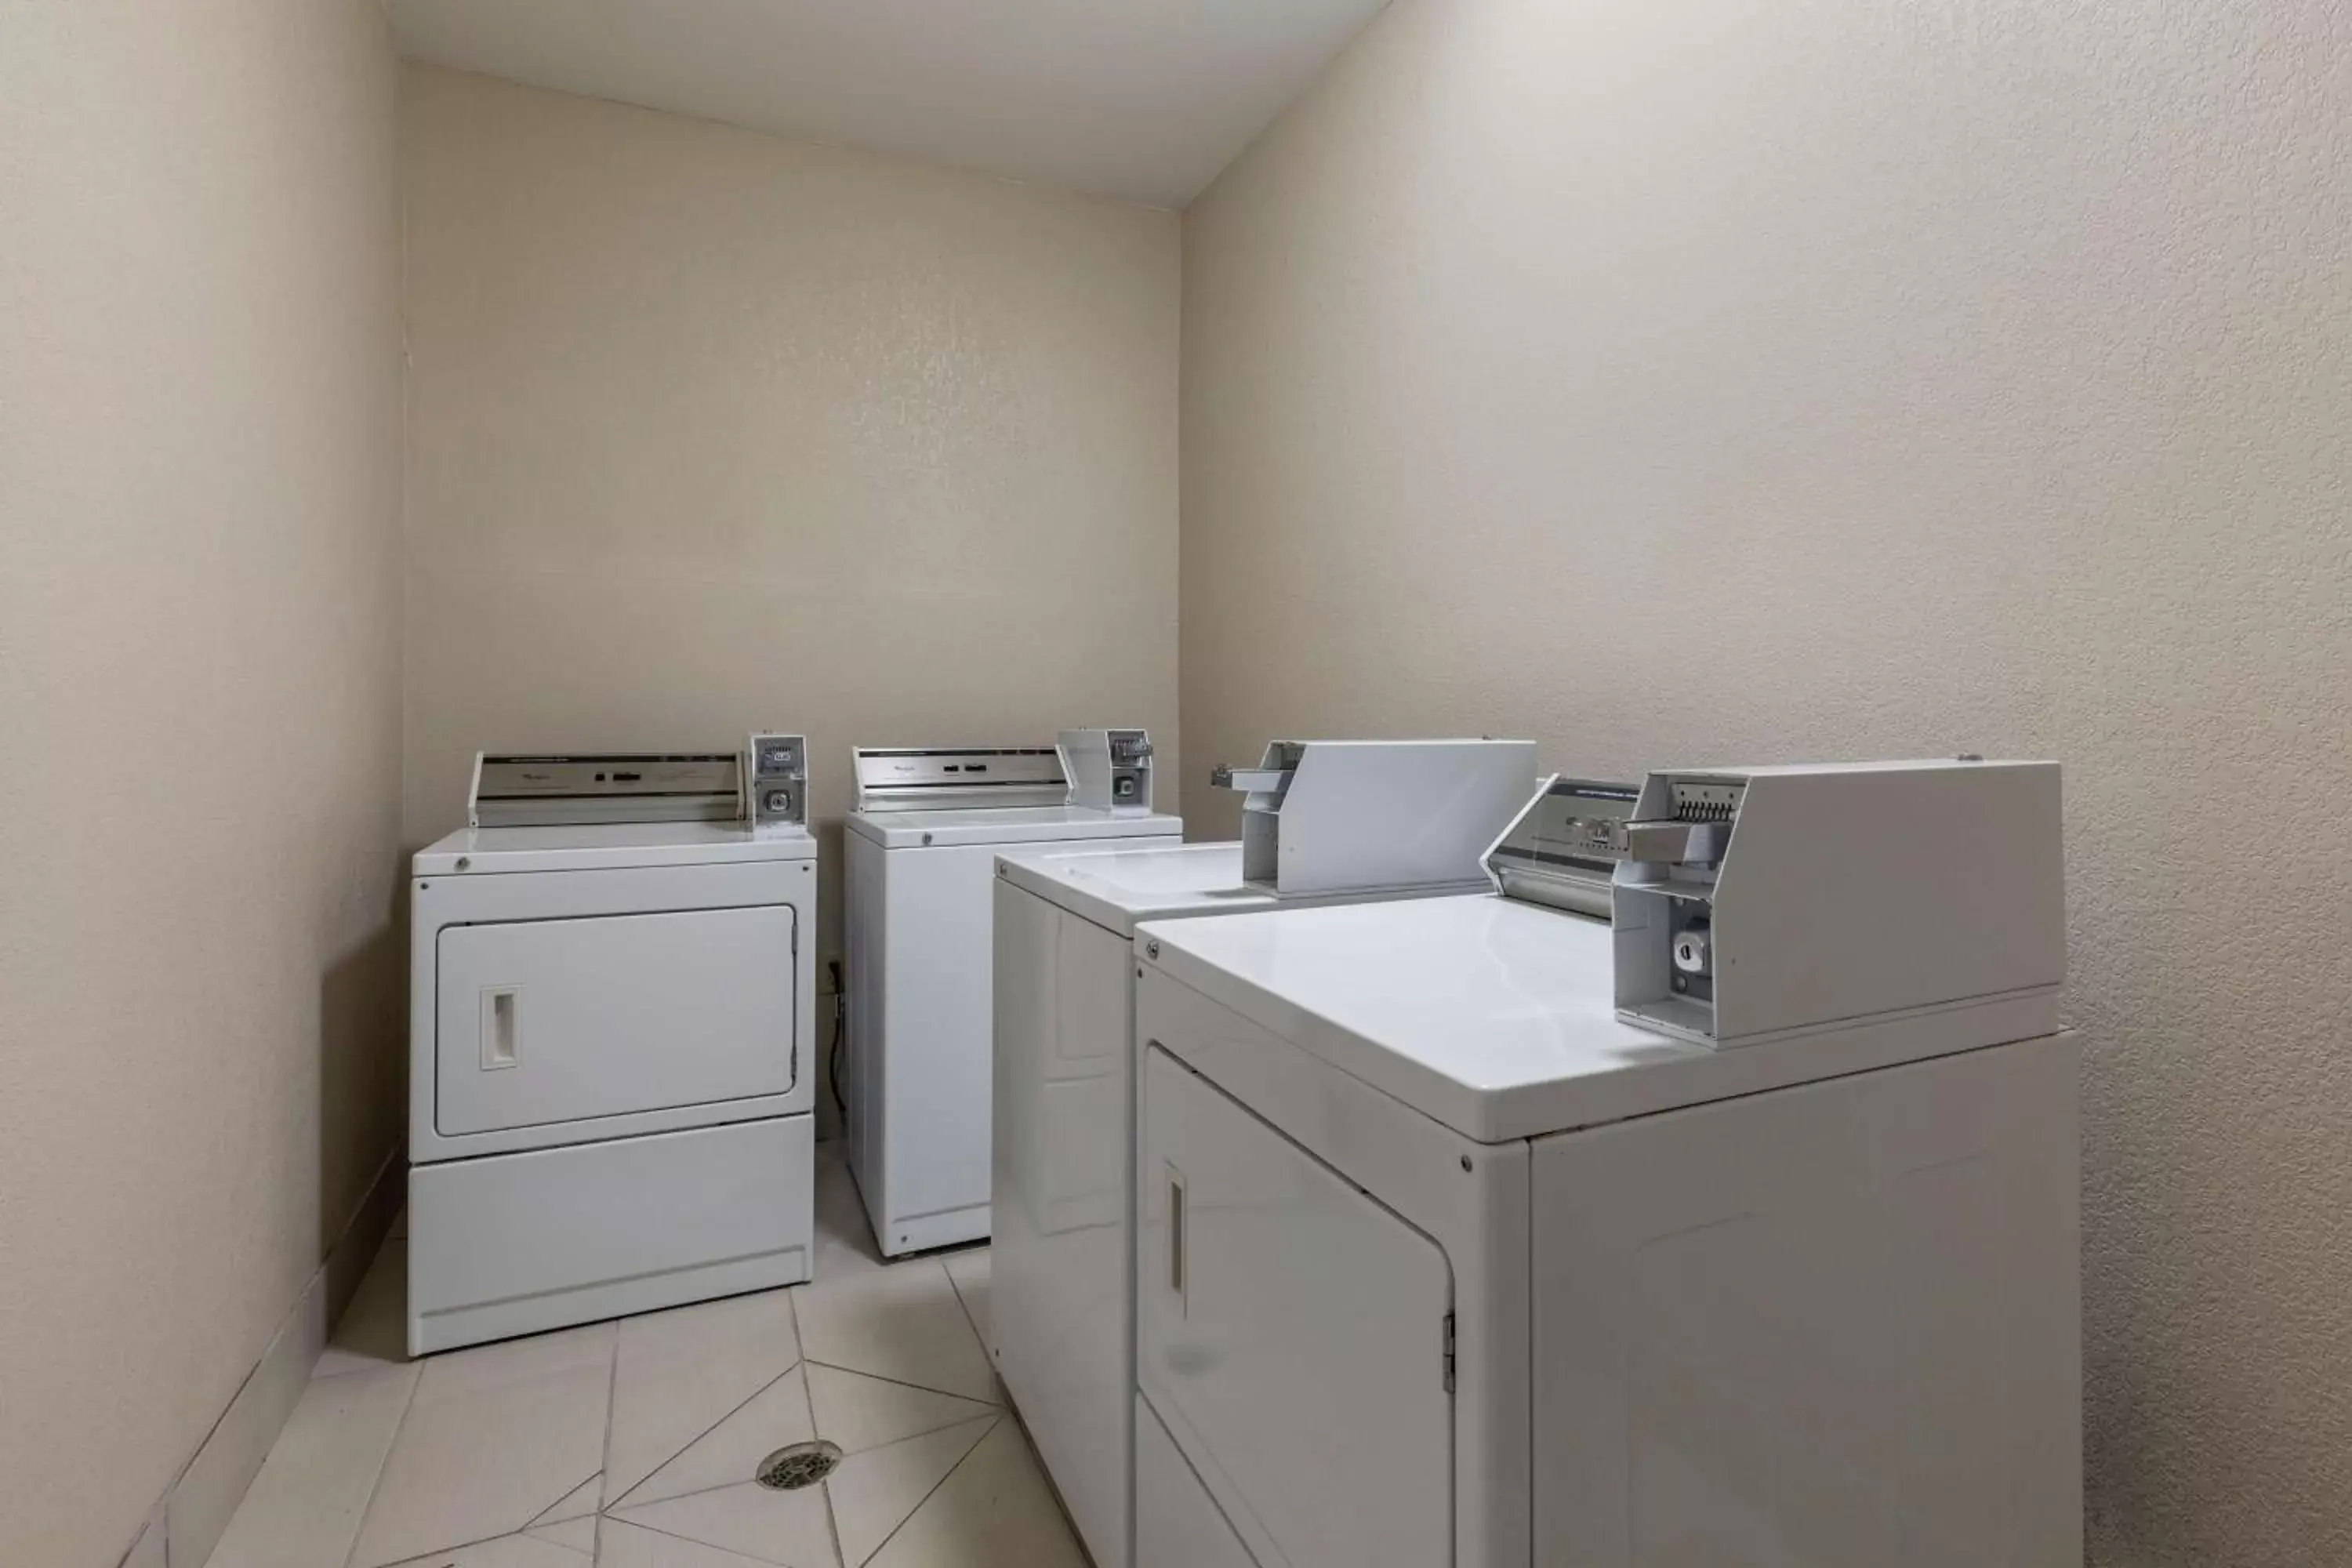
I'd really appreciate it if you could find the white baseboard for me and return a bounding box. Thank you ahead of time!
[114,1145,406,1568]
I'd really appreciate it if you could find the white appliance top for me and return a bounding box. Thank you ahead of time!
[1138,895,2048,1144]
[414,821,818,876]
[846,805,1181,850]
[998,841,1490,938]
[999,842,1268,935]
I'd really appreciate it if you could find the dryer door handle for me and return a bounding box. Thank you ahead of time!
[1166,1163,1189,1313]
[480,986,521,1071]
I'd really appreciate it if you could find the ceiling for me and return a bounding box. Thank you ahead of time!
[388,0,1392,209]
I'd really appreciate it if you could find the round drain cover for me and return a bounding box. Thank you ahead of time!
[756,1439,843,1491]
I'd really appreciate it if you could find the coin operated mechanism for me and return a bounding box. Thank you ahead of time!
[1610,760,2068,1049]
[1480,775,1645,919]
[1059,728,1156,815]
[1210,740,1305,890]
[745,732,809,833]
[1611,777,1742,1044]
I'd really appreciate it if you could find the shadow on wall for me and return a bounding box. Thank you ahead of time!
[318,900,406,1322]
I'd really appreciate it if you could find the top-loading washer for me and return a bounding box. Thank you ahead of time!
[843,731,1180,1256]
[407,738,817,1354]
[1129,760,2081,1568]
[989,737,1541,1568]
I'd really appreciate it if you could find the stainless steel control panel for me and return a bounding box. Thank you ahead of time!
[851,746,1072,811]
[1482,775,1642,918]
[469,753,744,828]
[746,731,808,829]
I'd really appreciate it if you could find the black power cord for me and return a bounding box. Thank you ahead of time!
[826,960,848,1116]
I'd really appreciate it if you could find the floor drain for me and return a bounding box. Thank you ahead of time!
[756,1439,843,1490]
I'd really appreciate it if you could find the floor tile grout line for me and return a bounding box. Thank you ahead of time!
[799,1357,999,1407]
[610,1512,797,1566]
[328,1208,985,1564]
[612,1410,1000,1520]
[801,1336,850,1568]
[844,1414,1001,1568]
[599,1316,622,1512]
[608,1360,806,1513]
[520,1506,599,1563]
[354,1519,536,1568]
[365,1321,611,1564]
[610,1472,760,1516]
[234,1359,419,1568]
[524,1468,602,1530]
[809,1404,997,1459]
[339,1358,426,1568]
[517,1516,597,1563]
[942,1261,987,1348]
[604,1290,805,1505]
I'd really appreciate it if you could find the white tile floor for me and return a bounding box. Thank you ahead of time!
[206,1145,1084,1568]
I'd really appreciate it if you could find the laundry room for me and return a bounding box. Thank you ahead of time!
[3,3,2348,1568]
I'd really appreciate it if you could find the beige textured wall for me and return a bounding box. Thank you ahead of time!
[1182,1,2352,1563]
[0,3,406,1564]
[401,67,1181,1127]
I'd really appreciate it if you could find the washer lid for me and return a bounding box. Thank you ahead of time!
[844,806,1182,849]
[413,821,818,875]
[1137,895,2058,1144]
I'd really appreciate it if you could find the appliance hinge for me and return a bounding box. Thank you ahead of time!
[790,1034,799,1087]
[1443,1311,1457,1394]
[791,923,800,955]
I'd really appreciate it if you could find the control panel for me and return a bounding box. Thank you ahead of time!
[1482,775,1642,918]
[852,746,1072,811]
[1061,728,1156,815]
[469,753,742,828]
[745,731,808,829]
[1612,760,2066,1048]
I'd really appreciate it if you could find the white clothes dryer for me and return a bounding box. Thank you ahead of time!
[989,737,1541,1568]
[408,746,817,1354]
[1130,761,2082,1568]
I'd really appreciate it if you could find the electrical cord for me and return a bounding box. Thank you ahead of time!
[827,969,848,1116]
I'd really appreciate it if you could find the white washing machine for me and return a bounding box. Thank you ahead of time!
[408,741,817,1354]
[844,732,1181,1256]
[990,738,1542,1568]
[1130,761,2082,1568]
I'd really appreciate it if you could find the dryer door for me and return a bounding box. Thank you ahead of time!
[436,904,797,1136]
[1136,1392,1258,1568]
[1138,1045,1454,1568]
